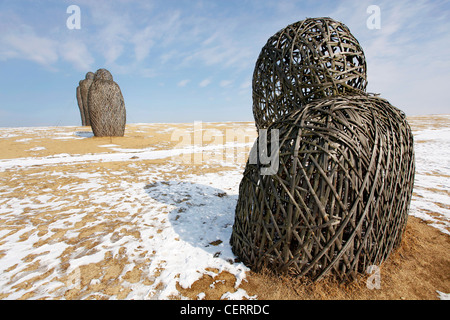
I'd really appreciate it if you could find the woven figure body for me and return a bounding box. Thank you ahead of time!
[253,17,367,129]
[88,69,126,137]
[76,84,86,126]
[79,72,95,126]
[231,95,415,281]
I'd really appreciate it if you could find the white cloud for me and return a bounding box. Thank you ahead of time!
[80,1,131,65]
[97,25,128,65]
[160,50,178,64]
[183,42,255,70]
[239,80,252,89]
[0,25,97,72]
[60,40,94,71]
[219,80,233,88]
[199,78,212,87]
[139,68,158,78]
[1,32,58,66]
[131,10,182,62]
[177,79,190,87]
[132,26,157,62]
[328,0,450,115]
[1,0,448,118]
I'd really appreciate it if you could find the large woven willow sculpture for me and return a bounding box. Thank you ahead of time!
[253,17,367,129]
[88,68,126,137]
[230,95,415,281]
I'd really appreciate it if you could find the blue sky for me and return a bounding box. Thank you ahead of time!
[0,0,449,127]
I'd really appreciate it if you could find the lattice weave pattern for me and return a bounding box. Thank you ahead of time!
[253,17,367,129]
[88,69,126,137]
[231,95,415,281]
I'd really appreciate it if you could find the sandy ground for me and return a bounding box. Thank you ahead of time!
[0,116,448,300]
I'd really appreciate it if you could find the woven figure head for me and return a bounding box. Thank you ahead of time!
[94,68,113,81]
[231,95,415,281]
[85,71,95,80]
[253,17,367,129]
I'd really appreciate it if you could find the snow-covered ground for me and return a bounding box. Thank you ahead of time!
[0,123,257,300]
[0,116,448,300]
[408,116,450,236]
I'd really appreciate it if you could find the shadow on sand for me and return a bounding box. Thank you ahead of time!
[143,180,238,262]
[75,131,94,138]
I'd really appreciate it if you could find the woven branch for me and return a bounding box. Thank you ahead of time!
[231,95,415,281]
[88,70,126,137]
[253,17,367,129]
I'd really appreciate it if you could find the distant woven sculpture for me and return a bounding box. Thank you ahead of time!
[230,95,415,281]
[79,72,95,126]
[253,17,367,129]
[76,83,86,126]
[88,68,126,137]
